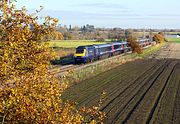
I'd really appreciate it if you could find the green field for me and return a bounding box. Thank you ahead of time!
[166,32,180,34]
[167,38,180,43]
[49,40,108,48]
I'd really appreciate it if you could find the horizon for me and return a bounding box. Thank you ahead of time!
[16,0,180,29]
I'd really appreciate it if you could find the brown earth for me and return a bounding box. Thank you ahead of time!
[62,43,180,124]
[152,43,180,59]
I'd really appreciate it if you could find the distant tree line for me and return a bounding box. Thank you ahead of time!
[56,25,177,41]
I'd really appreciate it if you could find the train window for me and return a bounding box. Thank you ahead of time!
[100,47,105,53]
[108,46,112,51]
[100,47,106,53]
[99,46,111,53]
[88,48,94,55]
[105,46,111,51]
[88,50,93,53]
[114,45,121,49]
[76,49,84,54]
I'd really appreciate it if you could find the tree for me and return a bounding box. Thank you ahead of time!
[0,0,105,123]
[127,36,143,54]
[96,38,105,42]
[153,32,167,43]
[50,31,64,40]
[63,32,73,40]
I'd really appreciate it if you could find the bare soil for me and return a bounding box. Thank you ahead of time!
[152,43,180,59]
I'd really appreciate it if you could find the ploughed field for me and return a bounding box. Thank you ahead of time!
[62,43,180,124]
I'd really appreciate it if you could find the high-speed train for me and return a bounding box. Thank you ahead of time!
[74,39,152,63]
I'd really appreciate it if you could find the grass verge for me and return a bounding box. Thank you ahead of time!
[167,38,180,43]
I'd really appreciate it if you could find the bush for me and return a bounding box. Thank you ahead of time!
[127,36,143,54]
[96,38,105,42]
[153,32,167,43]
[0,0,105,123]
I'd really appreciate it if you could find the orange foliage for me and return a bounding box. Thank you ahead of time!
[0,0,105,123]
[153,32,167,43]
[127,36,143,54]
[51,31,64,40]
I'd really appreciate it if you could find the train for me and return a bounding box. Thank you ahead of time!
[74,38,153,63]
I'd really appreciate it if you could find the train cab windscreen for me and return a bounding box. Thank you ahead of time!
[76,49,84,54]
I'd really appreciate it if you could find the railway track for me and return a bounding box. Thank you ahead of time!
[49,52,130,76]
[49,64,81,76]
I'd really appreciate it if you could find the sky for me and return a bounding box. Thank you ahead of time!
[16,0,180,29]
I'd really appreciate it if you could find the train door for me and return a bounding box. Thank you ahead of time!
[112,44,115,56]
[94,47,99,60]
[122,44,125,53]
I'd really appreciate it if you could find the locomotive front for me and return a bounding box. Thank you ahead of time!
[74,46,87,63]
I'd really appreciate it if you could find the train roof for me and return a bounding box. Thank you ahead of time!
[76,40,132,49]
[93,44,112,48]
[138,39,150,42]
[76,45,95,49]
[76,41,129,49]
[110,42,124,45]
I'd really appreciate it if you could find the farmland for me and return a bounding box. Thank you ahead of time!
[62,43,180,124]
[49,40,107,48]
[167,38,180,43]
